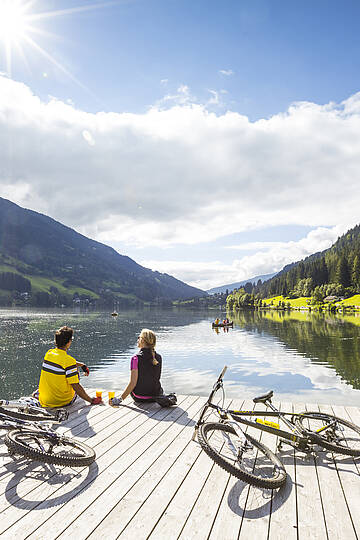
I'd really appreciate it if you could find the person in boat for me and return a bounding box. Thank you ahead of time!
[113,328,176,407]
[214,318,220,325]
[35,326,102,407]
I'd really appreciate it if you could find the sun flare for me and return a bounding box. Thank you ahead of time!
[0,1,28,42]
[0,0,117,86]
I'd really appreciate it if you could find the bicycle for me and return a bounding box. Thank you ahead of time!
[0,398,96,467]
[192,366,360,489]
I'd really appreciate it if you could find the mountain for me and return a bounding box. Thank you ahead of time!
[207,272,276,295]
[0,197,204,307]
[256,224,360,299]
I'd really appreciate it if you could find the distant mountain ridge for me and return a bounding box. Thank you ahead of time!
[0,197,204,307]
[207,272,276,294]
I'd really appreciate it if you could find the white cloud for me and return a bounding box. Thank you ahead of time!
[1,76,360,257]
[206,89,220,106]
[140,225,352,289]
[227,225,347,254]
[219,69,234,76]
[157,83,193,106]
[160,79,168,85]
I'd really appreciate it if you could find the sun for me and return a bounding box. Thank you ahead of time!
[0,1,29,43]
[0,0,118,85]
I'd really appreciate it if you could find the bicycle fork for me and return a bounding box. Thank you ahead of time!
[224,421,254,460]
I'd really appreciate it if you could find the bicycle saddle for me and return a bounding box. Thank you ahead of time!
[253,390,274,403]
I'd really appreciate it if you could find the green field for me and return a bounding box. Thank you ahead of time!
[28,275,99,299]
[262,295,310,308]
[262,294,360,310]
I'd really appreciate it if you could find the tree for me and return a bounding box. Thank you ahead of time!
[244,282,253,294]
[352,255,360,289]
[337,256,351,288]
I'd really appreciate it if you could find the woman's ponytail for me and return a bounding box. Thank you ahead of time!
[151,347,159,366]
[139,329,158,365]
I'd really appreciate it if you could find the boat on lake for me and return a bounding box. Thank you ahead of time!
[212,321,233,328]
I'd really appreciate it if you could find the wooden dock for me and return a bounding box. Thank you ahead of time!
[0,390,359,539]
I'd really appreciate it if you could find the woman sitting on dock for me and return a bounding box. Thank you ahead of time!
[113,329,176,407]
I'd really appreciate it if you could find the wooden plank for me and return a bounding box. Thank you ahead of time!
[209,398,280,540]
[0,398,160,514]
[321,403,359,538]
[177,398,242,540]
[291,401,327,540]
[0,395,121,493]
[0,396,358,540]
[208,398,258,539]
[87,397,211,540]
[343,405,360,427]
[53,395,201,540]
[238,400,277,540]
[307,403,356,540]
[267,401,297,540]
[0,411,137,516]
[341,405,360,474]
[21,396,199,540]
[208,473,243,540]
[0,397,181,538]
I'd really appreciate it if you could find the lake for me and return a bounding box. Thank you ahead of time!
[0,307,359,405]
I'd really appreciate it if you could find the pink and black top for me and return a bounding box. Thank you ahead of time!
[130,347,163,400]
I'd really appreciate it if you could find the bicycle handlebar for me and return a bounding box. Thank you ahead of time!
[0,400,22,408]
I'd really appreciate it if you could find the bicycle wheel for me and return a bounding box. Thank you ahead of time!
[198,422,287,489]
[5,429,96,467]
[295,412,360,457]
[0,405,57,423]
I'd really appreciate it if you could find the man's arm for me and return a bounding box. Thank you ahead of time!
[76,361,89,376]
[71,382,96,404]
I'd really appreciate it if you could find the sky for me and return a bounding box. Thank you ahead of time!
[0,0,360,291]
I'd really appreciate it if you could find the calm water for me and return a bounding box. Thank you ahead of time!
[0,307,359,405]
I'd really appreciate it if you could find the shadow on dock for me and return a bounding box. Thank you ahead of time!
[4,459,99,510]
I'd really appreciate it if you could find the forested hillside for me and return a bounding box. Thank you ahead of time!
[227,224,360,308]
[0,198,204,307]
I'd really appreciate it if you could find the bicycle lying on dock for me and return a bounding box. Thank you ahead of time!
[193,367,360,489]
[0,398,95,467]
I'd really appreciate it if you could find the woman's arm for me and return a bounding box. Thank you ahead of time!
[121,369,138,400]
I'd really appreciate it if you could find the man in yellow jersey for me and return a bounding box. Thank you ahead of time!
[38,326,102,407]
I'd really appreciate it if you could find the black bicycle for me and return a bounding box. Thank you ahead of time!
[193,367,360,489]
[0,398,95,467]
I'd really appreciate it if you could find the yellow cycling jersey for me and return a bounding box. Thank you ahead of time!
[38,348,79,408]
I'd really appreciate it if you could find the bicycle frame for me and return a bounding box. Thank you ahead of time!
[0,399,68,434]
[0,411,57,431]
[193,366,313,452]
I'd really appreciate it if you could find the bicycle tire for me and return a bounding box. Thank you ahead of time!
[0,406,57,423]
[5,429,96,467]
[295,412,360,457]
[198,422,287,489]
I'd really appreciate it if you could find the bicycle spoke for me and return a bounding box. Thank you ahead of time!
[295,412,360,456]
[200,423,286,487]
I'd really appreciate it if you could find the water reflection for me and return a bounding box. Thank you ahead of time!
[0,307,359,406]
